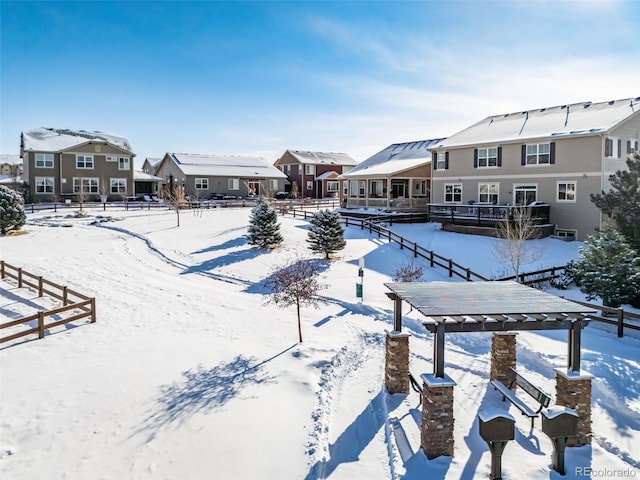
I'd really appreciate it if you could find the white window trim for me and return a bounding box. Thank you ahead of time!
[305,164,315,175]
[478,147,498,168]
[195,178,209,190]
[556,181,577,203]
[444,183,462,203]
[478,182,499,204]
[525,143,551,166]
[106,155,118,162]
[436,152,446,170]
[35,176,54,194]
[110,178,127,194]
[554,229,577,240]
[306,180,313,191]
[35,153,54,168]
[513,183,538,205]
[76,155,94,169]
[413,179,427,196]
[327,181,339,192]
[228,178,239,191]
[270,179,278,190]
[118,156,130,171]
[73,177,99,193]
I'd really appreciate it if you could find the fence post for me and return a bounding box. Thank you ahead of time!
[0,260,4,279]
[63,286,68,306]
[413,243,417,258]
[38,276,43,297]
[466,268,471,282]
[430,251,434,267]
[617,308,624,338]
[448,259,453,277]
[91,297,96,323]
[18,268,23,287]
[400,237,404,250]
[38,311,45,339]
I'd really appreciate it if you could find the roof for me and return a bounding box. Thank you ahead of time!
[433,96,640,149]
[133,171,163,181]
[315,170,339,181]
[21,128,133,154]
[166,153,287,179]
[0,154,21,165]
[283,150,357,166]
[341,139,444,178]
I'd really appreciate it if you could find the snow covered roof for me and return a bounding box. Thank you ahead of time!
[284,150,357,166]
[167,153,287,178]
[341,139,444,178]
[0,154,21,165]
[21,128,134,154]
[315,170,339,181]
[133,171,163,181]
[433,96,640,149]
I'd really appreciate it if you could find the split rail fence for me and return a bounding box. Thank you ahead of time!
[0,261,96,344]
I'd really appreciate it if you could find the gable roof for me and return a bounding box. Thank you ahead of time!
[433,96,640,149]
[280,150,357,166]
[164,153,287,179]
[340,139,444,178]
[21,128,134,154]
[0,154,21,165]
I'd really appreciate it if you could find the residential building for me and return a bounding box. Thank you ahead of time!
[0,154,23,189]
[429,97,640,240]
[339,139,444,210]
[274,150,357,199]
[20,128,135,201]
[141,157,162,175]
[154,152,287,199]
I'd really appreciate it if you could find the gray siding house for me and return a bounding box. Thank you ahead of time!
[21,128,135,201]
[154,152,287,199]
[429,97,640,240]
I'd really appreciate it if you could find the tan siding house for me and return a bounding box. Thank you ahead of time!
[154,153,287,199]
[273,150,357,199]
[339,139,444,211]
[20,128,135,201]
[429,97,640,240]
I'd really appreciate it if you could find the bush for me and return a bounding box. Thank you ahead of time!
[0,186,27,234]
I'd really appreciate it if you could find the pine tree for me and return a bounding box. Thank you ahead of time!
[307,209,346,259]
[0,185,27,234]
[571,222,640,308]
[591,153,640,252]
[247,200,283,248]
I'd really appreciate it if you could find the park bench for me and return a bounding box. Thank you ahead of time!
[409,372,423,402]
[491,367,551,427]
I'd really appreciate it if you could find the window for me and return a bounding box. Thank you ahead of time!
[525,143,551,165]
[95,145,101,152]
[195,178,209,190]
[228,178,239,190]
[270,179,278,190]
[327,181,339,192]
[476,147,499,168]
[110,178,127,194]
[413,180,427,196]
[444,183,462,203]
[306,181,313,191]
[605,137,621,158]
[285,165,290,173]
[434,152,448,170]
[358,181,366,196]
[305,164,315,175]
[627,139,639,155]
[298,164,302,174]
[369,180,383,197]
[106,155,117,162]
[343,181,348,196]
[76,155,94,169]
[35,177,54,194]
[514,184,537,205]
[555,229,577,240]
[73,177,99,193]
[118,157,130,170]
[478,183,499,204]
[557,181,576,202]
[35,153,54,168]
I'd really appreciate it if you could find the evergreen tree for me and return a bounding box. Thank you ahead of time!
[591,154,640,252]
[307,209,346,259]
[0,185,27,234]
[571,222,640,308]
[247,200,283,248]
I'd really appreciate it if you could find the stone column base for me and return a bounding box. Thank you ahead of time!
[385,330,410,394]
[490,332,517,385]
[420,373,456,458]
[555,368,593,446]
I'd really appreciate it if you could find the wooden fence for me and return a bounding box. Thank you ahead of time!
[0,261,96,344]
[560,297,640,338]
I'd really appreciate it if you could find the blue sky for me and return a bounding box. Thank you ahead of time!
[2,1,639,167]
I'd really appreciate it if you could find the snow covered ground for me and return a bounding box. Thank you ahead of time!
[1,206,638,479]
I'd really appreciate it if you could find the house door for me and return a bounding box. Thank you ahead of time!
[513,185,537,206]
[247,181,260,196]
[391,180,407,198]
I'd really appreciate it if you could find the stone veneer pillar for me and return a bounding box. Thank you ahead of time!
[490,332,517,385]
[421,374,456,459]
[385,330,410,394]
[555,369,593,446]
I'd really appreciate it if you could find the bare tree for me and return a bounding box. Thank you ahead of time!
[393,260,424,282]
[166,185,187,227]
[492,207,543,281]
[290,181,299,200]
[99,178,109,203]
[263,253,327,342]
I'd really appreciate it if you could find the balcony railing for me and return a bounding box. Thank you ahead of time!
[427,203,550,226]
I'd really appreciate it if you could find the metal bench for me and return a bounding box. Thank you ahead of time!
[491,367,551,427]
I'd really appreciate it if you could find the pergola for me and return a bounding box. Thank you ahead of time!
[385,281,596,378]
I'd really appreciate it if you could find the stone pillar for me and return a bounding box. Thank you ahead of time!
[385,330,410,394]
[555,369,593,446]
[420,373,456,458]
[490,332,517,385]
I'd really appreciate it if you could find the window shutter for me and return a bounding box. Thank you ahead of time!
[636,141,639,153]
[497,147,502,167]
[473,149,478,168]
[617,139,622,158]
[605,138,611,157]
[444,152,449,170]
[628,140,633,154]
[432,152,438,170]
[521,145,526,165]
[550,142,556,164]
